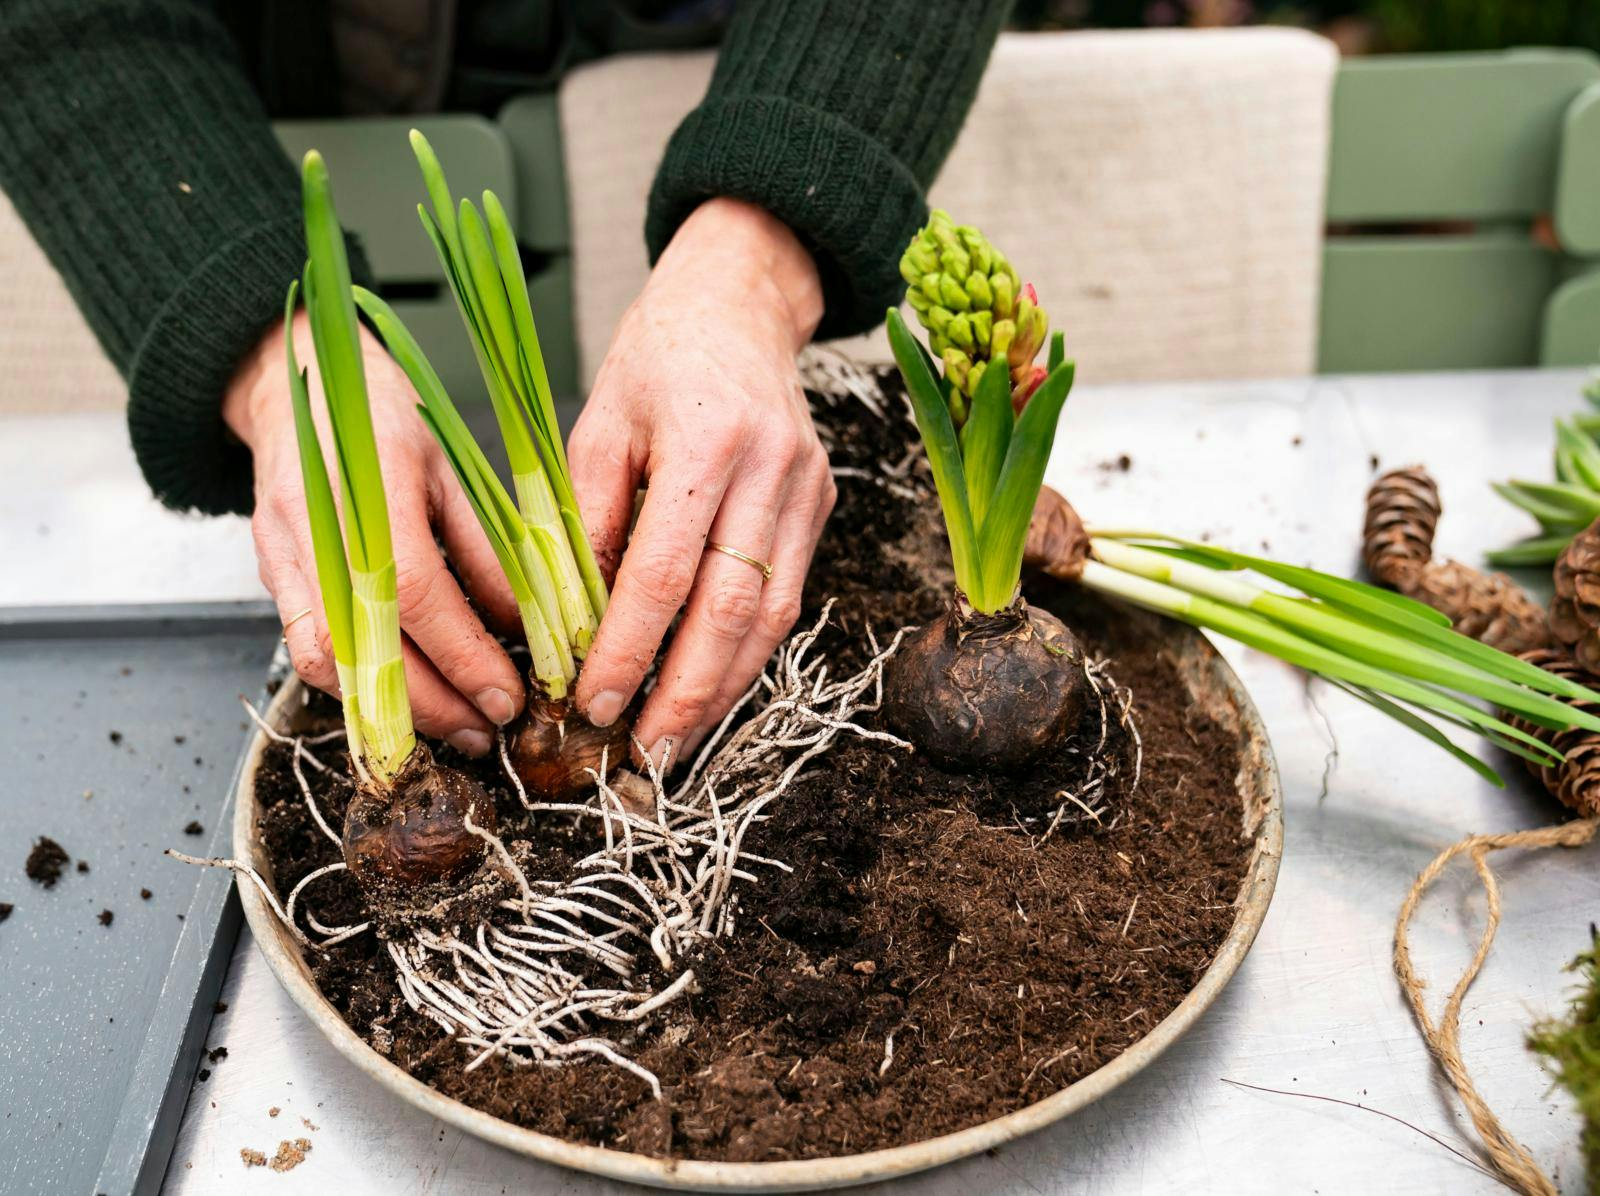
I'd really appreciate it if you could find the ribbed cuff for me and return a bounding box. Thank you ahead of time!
[126,216,369,516]
[645,96,928,342]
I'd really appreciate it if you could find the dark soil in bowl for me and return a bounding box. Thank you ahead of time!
[254,370,1257,1162]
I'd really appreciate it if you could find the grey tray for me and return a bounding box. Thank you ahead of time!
[0,603,279,1196]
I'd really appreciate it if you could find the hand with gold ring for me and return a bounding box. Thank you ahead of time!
[225,307,528,757]
[568,198,836,770]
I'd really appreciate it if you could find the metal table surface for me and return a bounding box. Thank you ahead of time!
[8,373,1597,1194]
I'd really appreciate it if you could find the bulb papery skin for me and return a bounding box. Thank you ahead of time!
[342,742,496,891]
[508,696,635,801]
[883,591,1090,773]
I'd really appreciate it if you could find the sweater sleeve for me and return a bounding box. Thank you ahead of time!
[645,0,1009,341]
[0,0,362,516]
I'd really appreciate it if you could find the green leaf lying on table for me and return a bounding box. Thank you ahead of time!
[890,210,1600,785]
[1074,532,1600,785]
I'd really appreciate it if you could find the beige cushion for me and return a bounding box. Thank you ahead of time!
[0,189,125,414]
[560,28,1337,388]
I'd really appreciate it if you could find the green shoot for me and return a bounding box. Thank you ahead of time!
[977,361,1075,606]
[284,280,363,774]
[1491,388,1600,563]
[887,214,1600,781]
[887,306,1075,613]
[353,287,575,698]
[293,151,415,784]
[1485,535,1572,568]
[888,309,983,598]
[1079,531,1600,779]
[960,355,1013,528]
[408,130,606,655]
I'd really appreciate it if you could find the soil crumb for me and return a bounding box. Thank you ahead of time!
[208,1046,229,1063]
[270,1139,312,1172]
[269,1106,280,1118]
[239,1148,267,1168]
[140,888,153,900]
[97,909,113,927]
[257,369,1258,1162]
[183,821,204,836]
[0,903,12,923]
[25,838,69,888]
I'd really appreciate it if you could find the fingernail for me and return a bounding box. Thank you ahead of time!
[474,687,516,726]
[680,727,709,761]
[588,689,626,728]
[643,737,677,771]
[447,729,492,758]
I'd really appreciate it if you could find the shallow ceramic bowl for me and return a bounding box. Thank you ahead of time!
[233,619,1281,1191]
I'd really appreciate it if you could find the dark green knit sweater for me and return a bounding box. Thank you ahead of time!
[0,0,1007,515]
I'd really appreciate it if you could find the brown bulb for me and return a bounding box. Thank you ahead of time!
[884,592,1090,773]
[343,744,497,890]
[507,697,634,801]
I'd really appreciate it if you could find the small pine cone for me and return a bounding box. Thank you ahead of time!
[1551,519,1600,672]
[1363,464,1550,654]
[1505,648,1600,817]
[1363,466,1441,586]
[1398,559,1552,656]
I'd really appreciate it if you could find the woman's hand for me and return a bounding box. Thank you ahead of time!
[224,311,527,756]
[570,198,835,768]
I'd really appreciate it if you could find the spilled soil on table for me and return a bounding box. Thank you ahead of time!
[254,370,1259,1161]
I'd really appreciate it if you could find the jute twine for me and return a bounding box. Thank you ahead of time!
[1393,816,1600,1195]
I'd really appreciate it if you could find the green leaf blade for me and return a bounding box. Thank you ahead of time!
[887,309,982,598]
[976,360,1076,609]
[960,358,1013,528]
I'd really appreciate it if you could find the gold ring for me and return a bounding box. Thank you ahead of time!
[708,542,773,581]
[281,607,314,642]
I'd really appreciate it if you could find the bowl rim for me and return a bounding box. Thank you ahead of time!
[234,630,1282,1192]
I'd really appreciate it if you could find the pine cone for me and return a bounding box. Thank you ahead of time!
[1362,465,1550,655]
[1399,560,1552,656]
[1363,466,1441,585]
[1552,518,1600,672]
[1505,648,1600,817]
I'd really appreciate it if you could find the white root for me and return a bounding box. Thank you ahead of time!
[216,603,909,1094]
[1034,656,1141,846]
[215,345,1146,1091]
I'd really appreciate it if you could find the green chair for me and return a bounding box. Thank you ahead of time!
[1321,48,1600,372]
[274,107,580,404]
[288,47,1600,390]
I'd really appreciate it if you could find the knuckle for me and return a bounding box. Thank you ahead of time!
[393,551,448,617]
[702,413,752,458]
[628,544,698,607]
[771,427,805,471]
[759,590,803,641]
[664,678,719,725]
[819,472,839,518]
[703,578,762,640]
[567,422,599,472]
